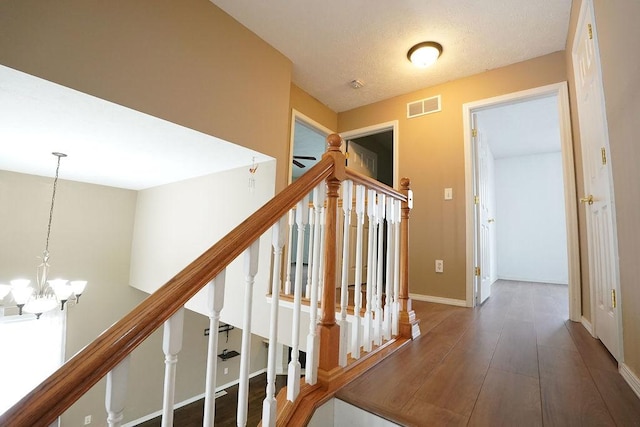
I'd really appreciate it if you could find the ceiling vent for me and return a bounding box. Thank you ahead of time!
[407,95,441,118]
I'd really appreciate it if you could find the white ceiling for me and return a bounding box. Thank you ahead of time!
[476,95,560,159]
[210,0,572,113]
[0,65,272,190]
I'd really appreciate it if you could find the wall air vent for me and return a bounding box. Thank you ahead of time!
[407,95,441,118]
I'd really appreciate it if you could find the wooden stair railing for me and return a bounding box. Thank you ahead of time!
[0,134,419,427]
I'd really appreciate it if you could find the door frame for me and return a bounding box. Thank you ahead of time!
[340,120,399,187]
[462,82,581,322]
[289,109,335,184]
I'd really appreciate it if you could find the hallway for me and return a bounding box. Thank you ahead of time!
[337,280,640,426]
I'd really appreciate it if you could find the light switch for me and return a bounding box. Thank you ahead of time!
[444,188,453,200]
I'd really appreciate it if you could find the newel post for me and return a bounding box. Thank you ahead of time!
[317,134,346,383]
[398,178,421,339]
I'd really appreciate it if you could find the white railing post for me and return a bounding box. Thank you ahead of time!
[339,180,353,367]
[287,196,308,401]
[383,197,394,340]
[203,271,226,427]
[374,194,386,346]
[161,308,185,427]
[351,184,366,359]
[262,217,287,427]
[392,199,401,336]
[105,355,130,427]
[364,189,376,352]
[306,185,325,385]
[237,240,260,427]
[284,210,294,295]
[305,205,315,299]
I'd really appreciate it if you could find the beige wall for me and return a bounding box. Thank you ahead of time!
[567,0,640,378]
[338,52,568,301]
[0,0,292,190]
[290,83,339,132]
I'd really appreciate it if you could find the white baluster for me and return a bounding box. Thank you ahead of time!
[237,240,260,427]
[351,185,366,359]
[317,193,326,304]
[284,210,294,295]
[392,199,401,336]
[203,271,226,427]
[105,355,130,427]
[364,189,376,352]
[262,217,287,427]
[383,197,394,340]
[374,194,386,346]
[339,180,353,366]
[306,185,325,385]
[161,308,184,427]
[305,205,315,298]
[287,196,308,401]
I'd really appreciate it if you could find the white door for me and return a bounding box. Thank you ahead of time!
[346,140,378,179]
[572,1,621,360]
[473,114,492,304]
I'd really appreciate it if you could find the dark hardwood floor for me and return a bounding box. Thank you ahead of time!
[136,374,285,427]
[337,280,640,426]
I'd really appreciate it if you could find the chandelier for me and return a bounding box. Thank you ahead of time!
[0,152,87,319]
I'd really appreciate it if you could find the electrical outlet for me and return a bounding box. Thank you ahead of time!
[435,260,444,273]
[224,367,229,375]
[84,415,92,425]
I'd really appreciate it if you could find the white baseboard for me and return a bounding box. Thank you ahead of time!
[497,276,568,285]
[619,363,640,400]
[123,368,267,427]
[409,293,467,307]
[581,316,594,336]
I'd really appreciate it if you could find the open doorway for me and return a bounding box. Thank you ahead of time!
[341,121,398,188]
[463,83,581,322]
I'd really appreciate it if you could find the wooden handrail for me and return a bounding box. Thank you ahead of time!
[0,155,336,427]
[344,168,407,203]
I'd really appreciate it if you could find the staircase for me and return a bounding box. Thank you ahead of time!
[0,134,420,427]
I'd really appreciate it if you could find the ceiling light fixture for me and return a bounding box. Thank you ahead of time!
[0,152,87,319]
[407,41,443,68]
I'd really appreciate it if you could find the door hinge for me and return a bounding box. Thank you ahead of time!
[588,23,593,40]
[611,289,617,308]
[474,195,479,205]
[471,128,478,137]
[601,147,607,165]
[475,266,481,277]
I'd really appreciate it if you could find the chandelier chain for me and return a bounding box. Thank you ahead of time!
[45,154,63,253]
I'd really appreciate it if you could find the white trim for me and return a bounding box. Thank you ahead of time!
[462,83,580,323]
[340,120,400,188]
[581,316,594,337]
[122,368,267,427]
[410,293,468,307]
[619,363,640,400]
[497,276,568,286]
[289,109,335,185]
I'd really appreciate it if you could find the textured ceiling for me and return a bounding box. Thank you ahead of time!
[210,0,572,112]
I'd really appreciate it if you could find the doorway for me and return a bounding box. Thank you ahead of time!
[463,83,581,322]
[341,121,398,188]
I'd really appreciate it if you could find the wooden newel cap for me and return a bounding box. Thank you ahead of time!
[326,133,343,151]
[400,177,411,189]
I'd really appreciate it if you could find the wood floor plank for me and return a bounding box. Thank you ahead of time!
[468,367,542,427]
[490,320,539,378]
[564,320,619,373]
[402,346,493,417]
[535,315,578,352]
[589,366,640,426]
[539,371,615,426]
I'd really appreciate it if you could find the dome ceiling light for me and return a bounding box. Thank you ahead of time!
[407,42,443,68]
